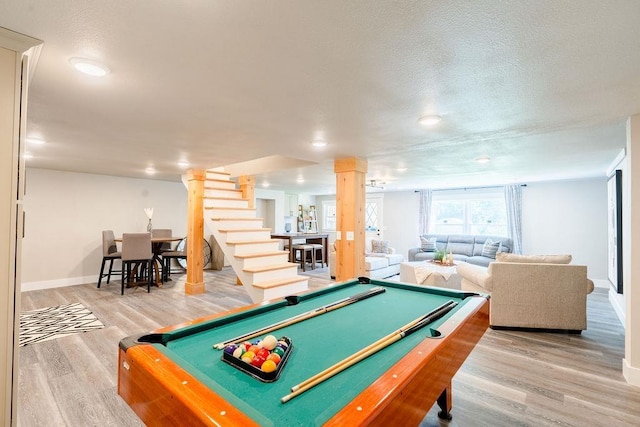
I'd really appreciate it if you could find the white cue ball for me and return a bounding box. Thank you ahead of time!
[262,335,278,350]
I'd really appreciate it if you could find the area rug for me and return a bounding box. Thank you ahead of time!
[19,303,104,347]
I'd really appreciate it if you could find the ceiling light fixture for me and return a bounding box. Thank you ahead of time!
[177,161,190,168]
[23,152,33,159]
[311,139,327,147]
[418,115,442,127]
[145,167,156,175]
[475,156,491,164]
[296,177,304,184]
[396,167,408,172]
[69,57,111,77]
[262,182,270,188]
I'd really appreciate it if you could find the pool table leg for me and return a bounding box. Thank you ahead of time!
[436,382,453,420]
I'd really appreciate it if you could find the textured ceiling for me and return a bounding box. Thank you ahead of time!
[1,1,639,194]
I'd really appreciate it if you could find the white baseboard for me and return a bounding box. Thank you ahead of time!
[623,358,640,387]
[608,288,626,327]
[21,275,96,292]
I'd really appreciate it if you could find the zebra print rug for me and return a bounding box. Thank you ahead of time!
[19,303,104,347]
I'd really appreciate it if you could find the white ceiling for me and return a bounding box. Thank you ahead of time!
[2,1,639,194]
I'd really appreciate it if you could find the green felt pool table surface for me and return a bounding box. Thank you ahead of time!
[118,278,489,426]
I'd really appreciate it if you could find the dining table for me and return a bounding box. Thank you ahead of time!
[270,232,329,267]
[116,236,183,286]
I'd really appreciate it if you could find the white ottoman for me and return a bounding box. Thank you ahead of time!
[399,261,461,290]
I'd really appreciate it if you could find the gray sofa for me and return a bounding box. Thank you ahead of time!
[408,234,514,267]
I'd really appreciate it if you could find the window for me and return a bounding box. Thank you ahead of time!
[322,200,336,231]
[429,189,507,236]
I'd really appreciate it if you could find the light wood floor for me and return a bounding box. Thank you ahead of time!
[17,267,640,427]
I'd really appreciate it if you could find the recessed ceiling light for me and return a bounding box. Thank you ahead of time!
[475,156,491,164]
[262,182,270,188]
[418,115,442,127]
[177,161,190,168]
[397,167,408,172]
[145,167,156,175]
[26,137,46,145]
[296,177,304,184]
[23,152,33,159]
[69,57,110,77]
[311,139,328,147]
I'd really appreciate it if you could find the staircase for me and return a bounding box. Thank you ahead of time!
[199,169,309,302]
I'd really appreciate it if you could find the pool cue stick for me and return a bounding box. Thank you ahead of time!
[212,286,386,349]
[288,299,458,393]
[290,299,458,393]
[281,300,458,403]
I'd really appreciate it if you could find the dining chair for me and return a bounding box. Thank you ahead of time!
[151,229,173,253]
[161,239,186,282]
[97,230,121,289]
[120,232,153,295]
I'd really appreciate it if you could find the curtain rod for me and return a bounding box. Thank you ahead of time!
[414,184,527,193]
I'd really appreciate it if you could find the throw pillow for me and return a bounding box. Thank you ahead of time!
[420,236,437,252]
[481,239,501,259]
[371,239,389,254]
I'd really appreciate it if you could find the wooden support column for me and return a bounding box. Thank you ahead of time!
[334,157,368,282]
[239,175,255,209]
[185,169,205,294]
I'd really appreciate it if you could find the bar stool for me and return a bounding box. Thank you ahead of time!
[310,243,325,268]
[292,244,315,271]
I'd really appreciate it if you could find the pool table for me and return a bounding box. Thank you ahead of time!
[118,277,489,426]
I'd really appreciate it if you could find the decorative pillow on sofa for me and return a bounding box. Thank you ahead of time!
[496,253,572,264]
[420,236,437,252]
[371,239,389,253]
[481,239,501,259]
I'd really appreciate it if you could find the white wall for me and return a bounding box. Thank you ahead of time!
[255,188,285,233]
[521,178,608,280]
[382,191,420,258]
[22,168,188,290]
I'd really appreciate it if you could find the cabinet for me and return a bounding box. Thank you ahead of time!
[300,205,318,233]
[284,193,298,217]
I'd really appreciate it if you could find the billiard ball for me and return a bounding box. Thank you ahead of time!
[266,352,281,365]
[262,335,278,350]
[248,344,260,354]
[241,351,255,364]
[261,359,277,373]
[251,354,266,368]
[256,348,270,359]
[242,341,252,351]
[272,346,285,357]
[232,346,245,358]
[223,344,237,355]
[253,339,263,348]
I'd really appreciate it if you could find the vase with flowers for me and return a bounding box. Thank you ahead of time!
[144,207,154,232]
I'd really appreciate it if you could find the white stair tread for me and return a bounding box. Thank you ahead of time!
[243,263,298,273]
[218,227,271,233]
[212,217,264,221]
[227,240,275,245]
[253,275,308,289]
[234,250,289,259]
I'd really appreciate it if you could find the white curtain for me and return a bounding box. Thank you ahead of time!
[418,189,432,235]
[504,185,523,254]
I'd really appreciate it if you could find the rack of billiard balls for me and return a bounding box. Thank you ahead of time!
[221,335,293,382]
